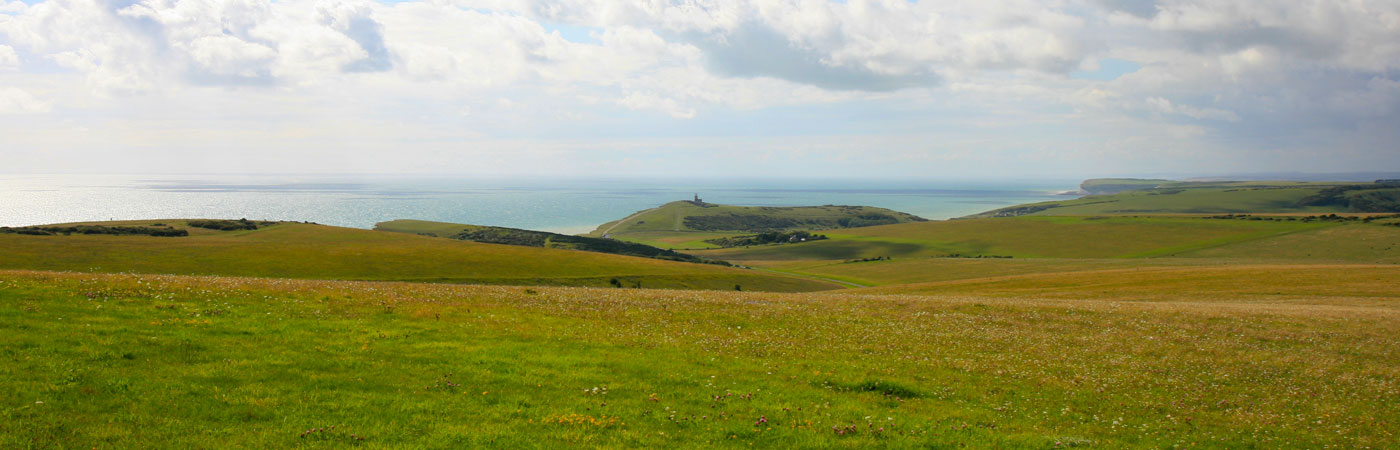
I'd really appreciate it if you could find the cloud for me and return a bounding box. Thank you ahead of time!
[0,0,1395,176]
[618,91,694,119]
[477,0,1090,91]
[0,44,17,68]
[0,87,50,113]
[691,20,938,91]
[1146,96,1240,122]
[1142,1,1400,72]
[181,35,277,84]
[316,1,392,72]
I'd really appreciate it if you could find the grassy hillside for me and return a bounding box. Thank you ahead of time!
[975,181,1400,218]
[0,220,837,292]
[3,270,1397,448]
[687,215,1400,289]
[374,219,726,265]
[586,201,925,249]
[1176,222,1400,262]
[690,216,1337,261]
[978,186,1331,217]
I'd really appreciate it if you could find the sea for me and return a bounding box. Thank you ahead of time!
[0,174,1079,234]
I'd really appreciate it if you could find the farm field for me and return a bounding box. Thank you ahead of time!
[3,270,1397,449]
[0,220,837,292]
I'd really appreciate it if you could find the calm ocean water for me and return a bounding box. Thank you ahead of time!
[0,175,1078,234]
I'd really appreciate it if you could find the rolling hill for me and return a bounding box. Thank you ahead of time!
[973,180,1400,217]
[0,219,839,292]
[681,214,1400,288]
[688,215,1348,261]
[373,219,727,265]
[585,200,925,249]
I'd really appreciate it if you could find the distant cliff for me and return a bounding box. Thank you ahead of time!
[1079,178,1172,195]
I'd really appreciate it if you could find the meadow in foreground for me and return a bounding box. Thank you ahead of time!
[2,270,1395,448]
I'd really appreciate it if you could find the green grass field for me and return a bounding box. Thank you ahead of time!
[0,220,837,292]
[3,270,1396,448]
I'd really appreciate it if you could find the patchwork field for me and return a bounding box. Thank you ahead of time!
[2,270,1396,449]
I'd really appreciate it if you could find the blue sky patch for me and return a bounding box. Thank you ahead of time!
[1070,58,1141,81]
[543,23,602,45]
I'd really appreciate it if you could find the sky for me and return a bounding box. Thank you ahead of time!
[0,0,1398,179]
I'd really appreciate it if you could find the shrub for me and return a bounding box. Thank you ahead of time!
[0,225,187,237]
[187,219,270,231]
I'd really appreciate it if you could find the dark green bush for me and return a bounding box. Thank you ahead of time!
[187,219,271,231]
[0,225,188,237]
